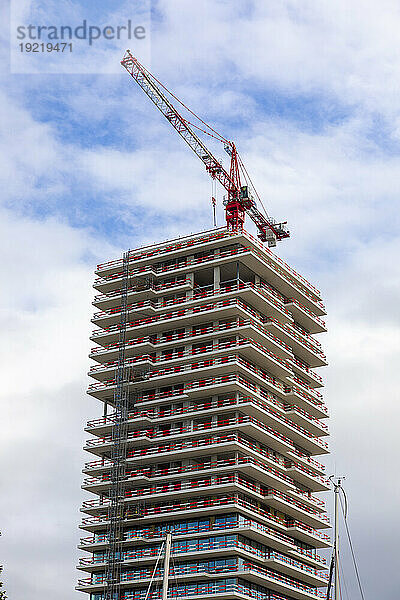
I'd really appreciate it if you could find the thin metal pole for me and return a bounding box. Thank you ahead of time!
[162,532,172,600]
[212,196,217,227]
[334,479,341,600]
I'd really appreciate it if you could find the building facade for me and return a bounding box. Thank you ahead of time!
[77,228,330,600]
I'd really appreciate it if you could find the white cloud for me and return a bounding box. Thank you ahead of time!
[155,0,400,118]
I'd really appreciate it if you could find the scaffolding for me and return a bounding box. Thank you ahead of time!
[104,251,131,600]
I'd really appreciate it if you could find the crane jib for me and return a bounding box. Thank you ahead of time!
[121,50,289,245]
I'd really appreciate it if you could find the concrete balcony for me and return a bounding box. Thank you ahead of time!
[284,299,326,334]
[88,338,293,383]
[78,539,327,588]
[286,378,324,407]
[74,579,244,600]
[90,298,263,345]
[90,282,294,344]
[79,492,330,549]
[263,490,328,529]
[89,317,294,364]
[93,281,295,329]
[283,405,328,438]
[87,359,328,443]
[287,448,326,476]
[287,357,324,389]
[264,319,327,368]
[81,474,326,532]
[85,384,327,465]
[93,278,192,311]
[286,520,331,548]
[84,402,324,460]
[93,244,255,294]
[82,456,297,495]
[79,517,327,571]
[94,229,234,277]
[79,507,296,552]
[84,416,297,459]
[95,229,324,316]
[77,560,325,600]
[83,431,285,473]
[285,462,329,493]
[82,428,328,493]
[284,385,327,421]
[87,354,289,398]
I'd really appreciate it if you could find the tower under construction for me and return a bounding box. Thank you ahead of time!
[77,226,330,600]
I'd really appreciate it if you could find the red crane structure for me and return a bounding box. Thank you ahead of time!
[121,50,290,247]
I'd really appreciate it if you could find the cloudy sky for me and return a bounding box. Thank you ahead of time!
[0,0,399,598]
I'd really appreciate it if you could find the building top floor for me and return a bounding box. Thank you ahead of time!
[94,229,324,312]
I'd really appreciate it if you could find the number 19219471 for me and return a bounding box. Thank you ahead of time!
[19,42,73,52]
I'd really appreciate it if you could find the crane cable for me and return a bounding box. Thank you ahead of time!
[137,59,228,144]
[236,151,274,222]
[339,489,366,600]
[132,54,281,231]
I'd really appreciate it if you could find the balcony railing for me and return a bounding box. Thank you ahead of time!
[82,472,324,523]
[96,230,229,269]
[80,492,330,544]
[78,559,325,597]
[96,230,234,273]
[91,298,256,340]
[86,392,327,439]
[79,538,326,579]
[90,315,293,357]
[265,489,328,522]
[284,298,326,329]
[84,431,284,468]
[93,279,292,322]
[79,515,327,565]
[91,281,294,336]
[79,580,316,600]
[88,353,287,392]
[85,413,297,451]
[83,430,328,488]
[88,355,328,423]
[267,318,325,358]
[94,245,253,286]
[89,337,291,376]
[288,356,323,385]
[83,455,295,489]
[96,227,323,306]
[93,277,191,304]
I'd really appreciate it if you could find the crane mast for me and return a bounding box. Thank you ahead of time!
[120,50,289,246]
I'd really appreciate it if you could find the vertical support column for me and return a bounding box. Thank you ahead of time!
[187,272,194,299]
[213,265,220,290]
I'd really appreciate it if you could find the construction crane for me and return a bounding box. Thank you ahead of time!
[120,50,290,247]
